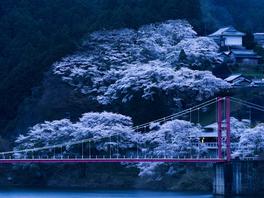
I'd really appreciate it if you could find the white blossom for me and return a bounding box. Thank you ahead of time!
[15,112,140,157]
[142,119,203,158]
[236,124,264,158]
[14,113,264,175]
[97,62,230,105]
[168,37,221,64]
[53,20,223,104]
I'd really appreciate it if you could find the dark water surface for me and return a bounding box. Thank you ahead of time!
[0,189,212,198]
[0,189,255,198]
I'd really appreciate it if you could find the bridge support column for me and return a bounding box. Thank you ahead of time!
[217,97,223,159]
[213,161,264,196]
[213,162,232,195]
[225,96,231,162]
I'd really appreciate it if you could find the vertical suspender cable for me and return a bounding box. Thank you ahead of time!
[89,140,91,159]
[225,96,231,161]
[217,97,223,159]
[109,136,111,158]
[137,139,139,158]
[82,141,84,159]
[190,108,192,122]
[249,108,252,126]
[61,146,63,159]
[197,108,200,124]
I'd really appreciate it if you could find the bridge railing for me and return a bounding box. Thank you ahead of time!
[192,143,238,149]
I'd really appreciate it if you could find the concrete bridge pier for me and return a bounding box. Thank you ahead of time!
[213,162,232,195]
[213,161,264,196]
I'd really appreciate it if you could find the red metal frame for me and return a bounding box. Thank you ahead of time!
[225,97,231,161]
[217,97,223,159]
[0,96,232,164]
[0,158,226,164]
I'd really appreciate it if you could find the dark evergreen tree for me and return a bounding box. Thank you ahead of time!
[179,49,187,62]
[243,32,256,49]
[0,0,202,135]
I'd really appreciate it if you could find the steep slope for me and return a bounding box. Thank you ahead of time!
[0,0,202,134]
[7,20,229,137]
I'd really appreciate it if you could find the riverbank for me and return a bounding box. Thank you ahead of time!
[0,163,213,191]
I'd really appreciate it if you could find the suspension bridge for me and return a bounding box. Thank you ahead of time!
[0,96,263,164]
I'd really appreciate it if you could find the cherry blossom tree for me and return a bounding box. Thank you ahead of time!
[15,112,139,158]
[236,124,264,158]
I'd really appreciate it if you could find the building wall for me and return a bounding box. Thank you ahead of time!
[224,36,243,46]
[236,58,259,65]
[254,33,264,47]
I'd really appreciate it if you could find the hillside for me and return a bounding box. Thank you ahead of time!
[0,0,202,134]
[2,0,264,136]
[201,0,264,33]
[1,1,264,191]
[7,20,228,138]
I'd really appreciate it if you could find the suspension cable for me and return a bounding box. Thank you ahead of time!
[0,97,218,156]
[231,97,264,111]
[231,98,264,112]
[133,97,218,130]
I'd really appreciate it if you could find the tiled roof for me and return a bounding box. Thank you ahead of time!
[232,49,261,58]
[209,26,245,37]
[225,74,242,82]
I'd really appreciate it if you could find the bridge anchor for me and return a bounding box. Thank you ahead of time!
[213,161,264,196]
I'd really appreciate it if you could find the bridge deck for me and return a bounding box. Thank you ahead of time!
[0,158,226,164]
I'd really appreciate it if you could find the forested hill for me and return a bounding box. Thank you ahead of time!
[201,0,264,33]
[1,0,264,135]
[0,0,201,133]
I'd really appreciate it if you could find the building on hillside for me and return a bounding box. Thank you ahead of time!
[222,49,261,65]
[198,122,225,157]
[251,79,264,87]
[208,27,262,65]
[254,33,264,48]
[231,49,261,65]
[209,26,245,47]
[198,120,249,157]
[224,74,252,87]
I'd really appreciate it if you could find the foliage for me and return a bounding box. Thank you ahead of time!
[142,120,206,158]
[173,36,221,69]
[14,114,207,159]
[97,62,230,105]
[15,112,138,157]
[53,20,225,106]
[254,46,264,64]
[51,20,226,125]
[229,118,251,143]
[2,0,264,189]
[13,110,264,174]
[243,32,256,49]
[178,49,187,62]
[0,0,202,133]
[15,114,209,177]
[236,124,264,157]
[201,0,264,33]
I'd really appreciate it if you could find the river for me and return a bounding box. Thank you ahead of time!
[0,190,212,198]
[0,189,255,198]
